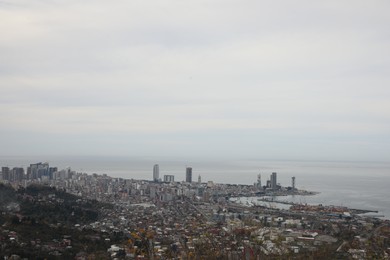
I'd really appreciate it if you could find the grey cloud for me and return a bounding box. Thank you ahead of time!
[1,0,389,161]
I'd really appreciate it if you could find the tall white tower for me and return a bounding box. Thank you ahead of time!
[153,164,159,182]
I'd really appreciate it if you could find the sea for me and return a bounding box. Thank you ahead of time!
[1,156,389,219]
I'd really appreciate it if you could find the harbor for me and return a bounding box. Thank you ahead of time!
[234,195,381,219]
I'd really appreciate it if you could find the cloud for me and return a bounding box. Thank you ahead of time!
[0,0,389,160]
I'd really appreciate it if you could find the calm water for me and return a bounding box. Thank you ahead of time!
[1,156,389,219]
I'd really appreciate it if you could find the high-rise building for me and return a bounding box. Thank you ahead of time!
[163,175,175,182]
[270,172,277,190]
[153,164,159,182]
[27,162,49,180]
[1,167,10,181]
[198,175,201,184]
[1,167,24,181]
[48,167,58,180]
[11,167,24,182]
[257,173,262,190]
[186,167,192,183]
[292,176,296,191]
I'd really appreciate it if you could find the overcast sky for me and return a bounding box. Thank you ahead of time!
[1,0,389,161]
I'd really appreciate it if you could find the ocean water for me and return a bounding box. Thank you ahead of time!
[1,156,389,219]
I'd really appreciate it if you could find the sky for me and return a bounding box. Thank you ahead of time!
[0,0,389,162]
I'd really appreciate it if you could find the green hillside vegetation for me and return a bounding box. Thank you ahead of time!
[0,184,116,259]
[0,183,17,207]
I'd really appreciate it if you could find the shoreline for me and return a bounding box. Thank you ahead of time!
[234,195,385,219]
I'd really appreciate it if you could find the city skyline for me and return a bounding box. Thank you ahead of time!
[1,1,389,162]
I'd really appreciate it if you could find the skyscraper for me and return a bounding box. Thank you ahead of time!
[186,167,192,183]
[1,167,10,181]
[27,162,49,180]
[153,164,159,182]
[163,175,175,182]
[270,172,277,190]
[11,167,24,182]
[257,173,262,190]
[292,176,296,191]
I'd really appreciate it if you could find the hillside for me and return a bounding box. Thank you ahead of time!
[0,183,116,259]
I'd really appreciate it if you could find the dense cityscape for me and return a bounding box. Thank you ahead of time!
[0,162,389,259]
[2,0,390,259]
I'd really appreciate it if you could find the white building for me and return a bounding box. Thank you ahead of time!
[153,164,159,182]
